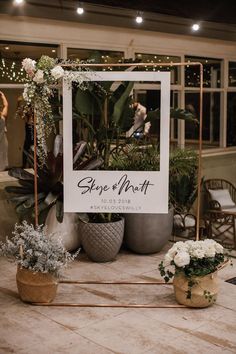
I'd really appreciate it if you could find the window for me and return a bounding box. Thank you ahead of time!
[185,92,220,148]
[0,42,58,84]
[134,53,181,84]
[185,56,221,88]
[0,41,59,168]
[227,93,236,147]
[67,48,124,69]
[229,62,236,87]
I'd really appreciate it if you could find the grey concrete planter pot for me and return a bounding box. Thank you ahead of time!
[79,218,124,262]
[124,208,174,254]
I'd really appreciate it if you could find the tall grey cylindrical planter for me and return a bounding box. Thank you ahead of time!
[124,208,174,254]
[79,218,124,262]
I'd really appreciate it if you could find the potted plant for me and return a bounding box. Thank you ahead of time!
[5,139,103,251]
[0,221,79,303]
[78,213,124,262]
[158,239,228,307]
[110,144,198,254]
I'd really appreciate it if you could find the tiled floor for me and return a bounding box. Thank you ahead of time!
[0,245,236,354]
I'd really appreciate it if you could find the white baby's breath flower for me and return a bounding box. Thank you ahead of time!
[174,251,190,267]
[51,65,64,80]
[33,69,45,84]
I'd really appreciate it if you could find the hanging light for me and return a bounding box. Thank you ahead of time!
[135,12,143,24]
[13,0,25,5]
[192,23,200,31]
[76,2,84,15]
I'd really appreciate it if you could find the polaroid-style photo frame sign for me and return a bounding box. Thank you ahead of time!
[63,71,170,214]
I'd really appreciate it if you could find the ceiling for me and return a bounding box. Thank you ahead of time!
[82,0,236,25]
[0,0,236,41]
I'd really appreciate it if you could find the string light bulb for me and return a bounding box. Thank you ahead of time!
[13,0,25,5]
[135,12,143,24]
[76,3,84,15]
[192,23,200,31]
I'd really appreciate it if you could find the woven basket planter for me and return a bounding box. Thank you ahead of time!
[79,218,124,262]
[16,267,58,303]
[173,271,219,308]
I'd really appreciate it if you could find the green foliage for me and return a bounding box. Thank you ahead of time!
[84,213,121,223]
[5,141,103,224]
[169,148,198,212]
[110,143,160,171]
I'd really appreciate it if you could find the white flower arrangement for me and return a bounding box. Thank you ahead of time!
[33,69,45,84]
[22,58,36,76]
[21,55,90,165]
[159,239,227,300]
[51,65,64,80]
[0,221,79,278]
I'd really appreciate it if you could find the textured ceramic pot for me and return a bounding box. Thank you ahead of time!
[124,208,174,254]
[16,267,58,303]
[173,272,219,308]
[79,218,124,262]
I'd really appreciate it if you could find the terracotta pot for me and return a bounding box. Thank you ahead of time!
[16,267,58,303]
[79,218,124,262]
[173,271,219,308]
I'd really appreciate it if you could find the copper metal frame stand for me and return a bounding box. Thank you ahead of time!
[32,62,203,308]
[32,280,186,308]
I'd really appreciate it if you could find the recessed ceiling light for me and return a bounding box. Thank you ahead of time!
[13,0,25,5]
[192,23,200,31]
[76,2,84,15]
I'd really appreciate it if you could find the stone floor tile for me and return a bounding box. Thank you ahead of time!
[216,281,236,311]
[101,252,160,276]
[133,304,236,332]
[186,319,236,352]
[0,303,115,354]
[77,310,184,354]
[145,332,234,354]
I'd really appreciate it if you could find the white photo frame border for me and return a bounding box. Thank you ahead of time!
[63,71,170,214]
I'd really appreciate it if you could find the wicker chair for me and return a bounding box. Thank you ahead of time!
[203,179,236,249]
[172,210,197,241]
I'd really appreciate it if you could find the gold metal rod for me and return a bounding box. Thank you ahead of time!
[195,63,204,241]
[59,280,172,285]
[61,62,202,68]
[31,303,186,308]
[33,111,39,227]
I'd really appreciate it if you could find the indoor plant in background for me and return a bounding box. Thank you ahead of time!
[158,239,228,307]
[0,221,79,303]
[110,144,198,254]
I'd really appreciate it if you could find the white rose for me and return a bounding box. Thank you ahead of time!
[167,245,177,259]
[214,242,224,254]
[192,248,205,259]
[33,70,45,84]
[204,246,216,258]
[174,251,190,267]
[22,58,36,74]
[164,253,173,266]
[51,65,64,80]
